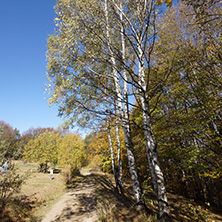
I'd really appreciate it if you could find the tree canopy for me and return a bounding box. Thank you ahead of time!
[44,0,222,218]
[23,131,62,166]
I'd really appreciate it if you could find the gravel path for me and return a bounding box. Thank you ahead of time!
[41,170,97,222]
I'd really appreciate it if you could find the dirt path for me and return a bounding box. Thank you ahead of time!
[41,170,97,222]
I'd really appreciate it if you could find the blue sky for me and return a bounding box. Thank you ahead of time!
[0,1,68,135]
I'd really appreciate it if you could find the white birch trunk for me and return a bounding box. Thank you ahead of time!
[115,105,123,188]
[137,41,171,220]
[119,2,129,122]
[104,0,144,206]
[107,118,119,189]
[142,100,171,220]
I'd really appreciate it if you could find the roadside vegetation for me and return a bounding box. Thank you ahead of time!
[0,123,86,221]
[89,164,222,222]
[0,161,65,221]
[0,159,222,221]
[0,0,222,221]
[46,0,222,220]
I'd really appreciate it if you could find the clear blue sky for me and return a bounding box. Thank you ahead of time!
[0,0,68,135]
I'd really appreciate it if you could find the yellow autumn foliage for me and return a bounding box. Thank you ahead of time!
[23,131,62,165]
[58,133,86,170]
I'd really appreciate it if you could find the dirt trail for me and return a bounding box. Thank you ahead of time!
[41,170,97,222]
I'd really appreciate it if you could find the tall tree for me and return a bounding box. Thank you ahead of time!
[46,0,172,219]
[47,0,145,209]
[0,121,20,159]
[103,0,145,207]
[23,131,62,169]
[58,133,86,180]
[115,105,123,188]
[151,1,222,206]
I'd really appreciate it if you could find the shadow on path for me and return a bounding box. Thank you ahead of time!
[41,171,97,222]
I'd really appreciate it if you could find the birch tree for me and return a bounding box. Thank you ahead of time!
[107,117,119,190]
[115,104,123,188]
[103,0,145,207]
[47,0,146,209]
[46,0,172,219]
[106,0,171,219]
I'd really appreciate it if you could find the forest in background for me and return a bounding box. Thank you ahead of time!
[0,0,221,221]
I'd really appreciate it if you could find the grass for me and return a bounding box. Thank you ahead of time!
[11,161,67,221]
[88,171,152,222]
[2,162,222,222]
[22,173,66,219]
[87,169,222,222]
[14,161,38,172]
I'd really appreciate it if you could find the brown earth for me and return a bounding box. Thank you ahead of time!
[41,169,97,222]
[39,168,222,222]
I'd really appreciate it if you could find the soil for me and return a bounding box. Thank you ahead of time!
[41,170,97,222]
[39,168,222,222]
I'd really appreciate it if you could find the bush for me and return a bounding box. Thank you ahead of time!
[88,155,102,172]
[64,166,80,184]
[38,162,49,173]
[0,168,28,212]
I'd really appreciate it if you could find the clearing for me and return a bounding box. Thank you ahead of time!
[2,161,222,221]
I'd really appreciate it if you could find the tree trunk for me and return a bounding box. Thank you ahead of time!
[142,104,171,221]
[115,105,123,189]
[137,40,171,220]
[107,118,119,190]
[122,118,144,207]
[104,0,145,207]
[144,108,171,221]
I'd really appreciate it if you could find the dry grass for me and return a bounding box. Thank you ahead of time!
[12,161,67,220]
[89,170,222,222]
[4,162,222,222]
[89,171,154,222]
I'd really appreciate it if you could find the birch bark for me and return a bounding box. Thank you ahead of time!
[107,117,119,190]
[115,104,123,188]
[104,0,144,206]
[137,39,171,220]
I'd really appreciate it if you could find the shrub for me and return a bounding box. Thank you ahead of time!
[0,168,28,212]
[38,162,49,173]
[64,166,80,184]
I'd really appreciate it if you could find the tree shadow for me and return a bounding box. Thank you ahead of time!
[88,172,152,221]
[90,172,222,222]
[49,171,151,221]
[52,173,97,221]
[160,192,222,222]
[39,170,222,222]
[0,194,39,222]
